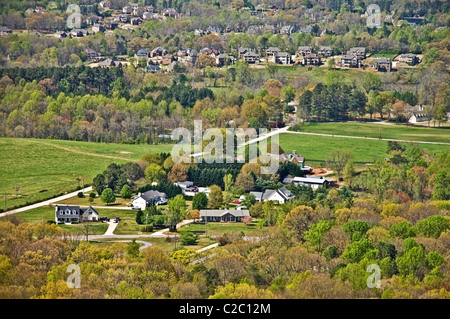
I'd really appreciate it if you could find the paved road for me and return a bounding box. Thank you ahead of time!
[0,186,93,218]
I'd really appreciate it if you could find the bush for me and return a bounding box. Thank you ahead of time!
[136,210,143,224]
[77,192,85,198]
[89,192,96,199]
[180,231,198,245]
[142,225,153,232]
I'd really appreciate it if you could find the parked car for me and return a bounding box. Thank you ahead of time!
[232,200,240,204]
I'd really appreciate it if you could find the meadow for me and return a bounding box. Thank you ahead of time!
[0,138,173,211]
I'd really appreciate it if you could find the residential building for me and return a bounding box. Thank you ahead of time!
[340,54,360,68]
[273,51,292,64]
[174,181,198,194]
[151,46,168,57]
[398,53,419,65]
[283,176,332,189]
[374,58,392,72]
[249,191,263,202]
[261,187,294,204]
[132,190,167,210]
[131,17,143,25]
[85,49,100,61]
[279,151,305,167]
[135,48,149,60]
[55,205,99,223]
[280,25,295,35]
[98,59,122,68]
[0,26,12,36]
[162,8,181,19]
[216,53,234,66]
[266,47,280,57]
[318,46,333,57]
[243,51,259,63]
[408,104,429,123]
[70,29,89,37]
[297,46,313,56]
[200,209,250,222]
[348,47,366,59]
[238,47,253,59]
[123,5,133,14]
[147,64,161,73]
[92,24,105,33]
[298,27,312,34]
[302,53,321,65]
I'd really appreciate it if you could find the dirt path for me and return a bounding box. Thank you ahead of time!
[33,140,139,162]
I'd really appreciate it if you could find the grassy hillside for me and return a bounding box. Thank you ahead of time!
[0,138,173,211]
[294,122,450,144]
[278,132,449,164]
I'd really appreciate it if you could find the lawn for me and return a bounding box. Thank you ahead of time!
[278,132,449,164]
[180,220,263,237]
[55,195,132,207]
[294,122,450,144]
[0,138,173,212]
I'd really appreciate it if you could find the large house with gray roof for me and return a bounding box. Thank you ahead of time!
[250,187,294,204]
[132,190,167,210]
[55,205,99,223]
[200,209,250,222]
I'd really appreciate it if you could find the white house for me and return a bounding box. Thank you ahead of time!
[283,176,332,189]
[55,205,99,223]
[132,190,167,210]
[261,187,294,204]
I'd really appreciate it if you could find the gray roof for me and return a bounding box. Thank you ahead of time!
[55,205,98,218]
[138,190,165,201]
[249,191,263,200]
[376,57,391,63]
[200,210,250,217]
[262,186,293,201]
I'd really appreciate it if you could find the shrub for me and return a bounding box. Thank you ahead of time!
[89,192,96,198]
[180,231,198,245]
[142,225,153,232]
[77,192,85,198]
[136,210,143,224]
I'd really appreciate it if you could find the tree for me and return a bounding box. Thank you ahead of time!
[304,220,332,252]
[168,163,189,183]
[282,205,318,240]
[145,163,166,184]
[242,193,256,209]
[389,221,416,239]
[223,174,234,193]
[342,220,371,242]
[341,238,377,263]
[416,215,450,238]
[120,185,132,199]
[281,85,296,103]
[126,239,140,258]
[208,185,223,209]
[180,231,198,245]
[192,192,208,210]
[234,171,255,192]
[165,195,187,232]
[187,209,200,222]
[361,73,381,93]
[100,188,116,205]
[326,150,354,179]
[343,160,356,189]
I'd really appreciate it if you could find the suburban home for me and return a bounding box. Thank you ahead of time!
[398,53,419,65]
[132,190,167,210]
[298,27,312,34]
[374,58,392,72]
[70,29,89,37]
[283,176,332,189]
[98,59,122,68]
[99,1,110,9]
[340,54,360,68]
[143,12,156,20]
[280,25,295,35]
[302,53,321,65]
[55,205,99,223]
[408,104,429,123]
[318,46,333,57]
[135,48,149,59]
[216,53,234,66]
[162,8,181,19]
[92,23,105,33]
[105,22,119,30]
[85,49,100,61]
[151,46,168,57]
[266,47,280,57]
[249,191,263,202]
[238,48,253,59]
[243,51,259,63]
[347,47,366,59]
[297,46,313,56]
[261,187,294,204]
[131,17,143,25]
[123,5,133,14]
[147,64,161,73]
[200,209,250,222]
[207,26,222,35]
[279,151,305,167]
[272,51,292,64]
[0,26,12,36]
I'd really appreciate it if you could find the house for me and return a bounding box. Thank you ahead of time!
[143,12,156,20]
[318,46,333,57]
[348,47,366,59]
[273,52,292,65]
[131,17,143,25]
[160,54,175,65]
[0,26,12,36]
[135,48,149,60]
[86,15,101,26]
[99,1,110,9]
[132,190,167,210]
[302,53,321,65]
[266,47,280,57]
[398,53,419,65]
[340,54,360,68]
[85,49,100,61]
[279,151,305,167]
[151,46,168,57]
[147,64,161,73]
[92,24,105,33]
[238,48,253,59]
[207,26,222,35]
[243,51,259,63]
[200,47,220,57]
[55,205,99,223]
[55,31,67,38]
[225,25,241,33]
[297,46,312,56]
[283,176,331,189]
[408,104,429,123]
[280,25,295,35]
[261,187,294,204]
[249,191,263,202]
[70,29,89,37]
[298,27,312,34]
[98,59,122,68]
[374,58,392,72]
[174,181,198,194]
[247,25,260,34]
[162,8,180,19]
[105,21,119,30]
[216,53,234,66]
[200,209,250,222]
[123,6,133,14]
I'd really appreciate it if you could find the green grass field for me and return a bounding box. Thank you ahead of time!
[0,138,173,211]
[295,122,450,144]
[180,220,263,237]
